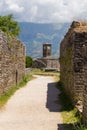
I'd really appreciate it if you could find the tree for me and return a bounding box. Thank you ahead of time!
[26,56,33,68]
[0,14,20,37]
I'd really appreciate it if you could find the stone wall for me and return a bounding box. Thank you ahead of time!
[82,42,87,124]
[0,32,25,95]
[60,27,74,101]
[60,21,87,124]
[32,57,60,71]
[83,65,87,124]
[60,21,87,103]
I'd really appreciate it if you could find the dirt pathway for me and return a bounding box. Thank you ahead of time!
[0,75,63,130]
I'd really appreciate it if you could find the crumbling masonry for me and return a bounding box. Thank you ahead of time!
[0,32,25,95]
[60,21,87,124]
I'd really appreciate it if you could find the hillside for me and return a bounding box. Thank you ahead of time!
[19,22,70,58]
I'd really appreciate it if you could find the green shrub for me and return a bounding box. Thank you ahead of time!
[73,123,87,130]
[26,56,33,68]
[0,14,20,37]
[56,80,80,130]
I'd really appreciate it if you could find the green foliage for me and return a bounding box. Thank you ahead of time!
[73,123,87,130]
[56,80,87,130]
[0,14,20,37]
[19,75,32,86]
[56,80,80,130]
[26,56,33,68]
[57,80,87,130]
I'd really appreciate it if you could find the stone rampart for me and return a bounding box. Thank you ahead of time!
[60,21,87,124]
[0,32,25,95]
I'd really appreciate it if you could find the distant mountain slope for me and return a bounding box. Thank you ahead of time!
[19,22,70,58]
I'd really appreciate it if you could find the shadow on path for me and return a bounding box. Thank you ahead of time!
[46,81,76,130]
[58,124,74,130]
[46,82,74,130]
[46,82,61,112]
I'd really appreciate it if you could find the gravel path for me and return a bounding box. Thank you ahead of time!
[0,75,63,130]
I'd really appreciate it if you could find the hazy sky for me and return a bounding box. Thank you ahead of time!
[0,0,87,23]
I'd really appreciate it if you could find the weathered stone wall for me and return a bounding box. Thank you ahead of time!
[82,42,87,124]
[60,21,87,103]
[60,28,74,101]
[32,57,60,71]
[82,65,87,124]
[0,32,25,95]
[60,21,87,124]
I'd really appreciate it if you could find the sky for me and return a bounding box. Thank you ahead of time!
[0,0,87,23]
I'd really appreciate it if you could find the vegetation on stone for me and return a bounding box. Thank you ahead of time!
[0,14,20,37]
[56,80,84,130]
[60,21,87,126]
[73,123,87,130]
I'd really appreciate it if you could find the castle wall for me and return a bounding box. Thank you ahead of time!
[60,23,85,103]
[82,41,87,124]
[60,28,75,101]
[60,21,87,124]
[32,57,60,71]
[0,32,25,95]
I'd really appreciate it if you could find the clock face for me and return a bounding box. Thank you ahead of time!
[47,46,50,50]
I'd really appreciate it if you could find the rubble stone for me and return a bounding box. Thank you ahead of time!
[0,32,25,95]
[60,21,87,124]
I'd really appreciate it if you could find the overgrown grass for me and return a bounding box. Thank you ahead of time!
[73,123,87,130]
[0,75,33,109]
[56,81,86,130]
[31,68,59,77]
